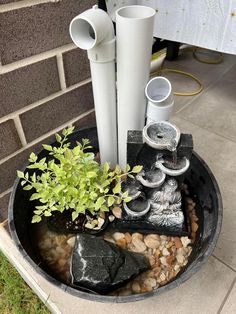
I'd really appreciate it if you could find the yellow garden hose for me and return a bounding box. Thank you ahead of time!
[193,47,223,64]
[151,46,223,97]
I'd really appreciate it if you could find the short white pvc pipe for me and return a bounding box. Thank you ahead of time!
[70,5,117,167]
[145,76,174,124]
[116,5,156,169]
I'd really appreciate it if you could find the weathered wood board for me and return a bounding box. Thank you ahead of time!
[106,0,236,55]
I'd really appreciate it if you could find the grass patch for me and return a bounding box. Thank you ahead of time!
[0,251,49,314]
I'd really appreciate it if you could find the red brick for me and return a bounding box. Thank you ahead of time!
[63,48,91,87]
[20,83,94,142]
[0,57,60,118]
[0,0,96,64]
[0,120,22,159]
[73,111,96,130]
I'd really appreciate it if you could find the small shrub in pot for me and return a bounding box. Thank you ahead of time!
[17,127,142,231]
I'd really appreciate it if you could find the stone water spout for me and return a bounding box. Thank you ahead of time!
[116,121,193,235]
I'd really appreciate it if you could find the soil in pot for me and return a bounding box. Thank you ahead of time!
[47,210,108,235]
[31,184,199,296]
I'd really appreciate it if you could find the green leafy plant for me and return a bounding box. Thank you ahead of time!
[17,127,142,223]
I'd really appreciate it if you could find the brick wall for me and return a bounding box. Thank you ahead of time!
[0,0,98,221]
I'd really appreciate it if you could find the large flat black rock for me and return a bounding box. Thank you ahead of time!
[71,234,150,294]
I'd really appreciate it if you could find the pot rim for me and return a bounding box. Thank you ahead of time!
[8,150,223,303]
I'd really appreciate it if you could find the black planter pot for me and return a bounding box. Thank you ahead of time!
[8,127,223,303]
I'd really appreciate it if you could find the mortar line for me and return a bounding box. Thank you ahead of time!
[0,78,91,124]
[213,254,236,273]
[217,276,236,314]
[14,116,27,147]
[0,108,95,166]
[0,188,13,199]
[0,43,76,74]
[56,54,67,90]
[0,0,57,13]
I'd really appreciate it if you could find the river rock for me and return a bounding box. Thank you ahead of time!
[132,238,147,253]
[112,232,125,241]
[71,234,150,294]
[144,234,160,249]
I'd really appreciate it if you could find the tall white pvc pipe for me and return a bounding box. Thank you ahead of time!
[69,6,117,167]
[116,5,156,169]
[145,76,174,124]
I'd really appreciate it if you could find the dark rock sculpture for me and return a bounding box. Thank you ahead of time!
[71,234,150,294]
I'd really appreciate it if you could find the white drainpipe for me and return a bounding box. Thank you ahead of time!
[116,5,156,169]
[69,5,117,167]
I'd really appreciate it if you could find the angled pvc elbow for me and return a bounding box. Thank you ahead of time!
[69,5,117,166]
[69,5,115,62]
[145,77,174,123]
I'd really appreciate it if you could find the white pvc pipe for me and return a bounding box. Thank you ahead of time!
[145,76,174,124]
[69,5,117,167]
[116,5,156,169]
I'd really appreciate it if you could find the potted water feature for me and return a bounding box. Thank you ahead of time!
[8,4,222,303]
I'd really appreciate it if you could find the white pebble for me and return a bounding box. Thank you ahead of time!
[176,254,185,264]
[67,237,75,248]
[132,238,147,252]
[132,282,141,293]
[144,235,160,249]
[144,278,157,288]
[108,215,115,222]
[162,248,170,256]
[112,232,125,241]
[160,272,166,282]
[160,256,168,267]
[181,237,191,248]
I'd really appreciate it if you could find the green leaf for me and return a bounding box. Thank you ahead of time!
[67,127,75,135]
[87,171,96,178]
[72,211,79,221]
[73,146,81,155]
[132,165,143,173]
[122,191,129,198]
[114,165,121,175]
[125,164,131,172]
[42,144,53,151]
[27,163,40,169]
[31,173,36,183]
[35,205,48,210]
[103,162,109,173]
[31,215,42,223]
[23,185,33,191]
[108,196,115,207]
[21,180,26,186]
[112,182,121,194]
[44,211,52,217]
[29,152,37,163]
[30,193,41,201]
[124,197,132,203]
[55,133,62,142]
[95,197,105,210]
[17,170,25,179]
[100,205,109,212]
[34,210,43,215]
[54,185,65,194]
